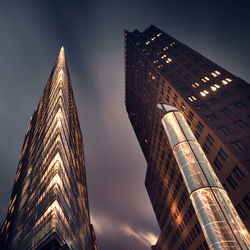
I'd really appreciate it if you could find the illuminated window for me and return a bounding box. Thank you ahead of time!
[226,78,232,82]
[146,41,150,45]
[214,84,220,88]
[215,70,221,75]
[188,96,197,102]
[201,78,206,83]
[151,37,156,41]
[192,82,199,88]
[204,90,209,94]
[211,86,216,91]
[200,91,206,97]
[222,80,228,85]
[211,72,217,77]
[204,76,210,81]
[157,33,162,37]
[166,58,172,63]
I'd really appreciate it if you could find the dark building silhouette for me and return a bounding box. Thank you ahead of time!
[125,25,250,249]
[0,47,97,250]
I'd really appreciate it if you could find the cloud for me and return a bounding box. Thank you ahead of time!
[91,212,158,249]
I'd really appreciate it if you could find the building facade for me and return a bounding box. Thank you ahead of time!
[125,25,250,249]
[0,47,97,249]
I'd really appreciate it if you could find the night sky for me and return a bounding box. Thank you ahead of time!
[0,1,249,249]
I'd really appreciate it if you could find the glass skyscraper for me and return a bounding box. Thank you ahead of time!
[125,25,250,249]
[0,47,97,249]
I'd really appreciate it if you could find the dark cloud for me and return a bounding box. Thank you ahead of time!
[0,0,249,249]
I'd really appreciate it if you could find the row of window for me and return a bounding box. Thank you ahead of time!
[236,193,249,221]
[211,148,229,171]
[223,165,246,193]
[173,221,202,249]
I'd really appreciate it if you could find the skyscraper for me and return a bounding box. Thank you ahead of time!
[125,25,250,249]
[0,47,97,249]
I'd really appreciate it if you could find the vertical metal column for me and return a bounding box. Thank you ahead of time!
[157,104,250,249]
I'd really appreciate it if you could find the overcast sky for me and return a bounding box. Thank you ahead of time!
[0,1,249,249]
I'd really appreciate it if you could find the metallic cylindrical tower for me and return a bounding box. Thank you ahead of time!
[157,103,250,250]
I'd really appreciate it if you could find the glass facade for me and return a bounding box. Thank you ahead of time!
[160,104,250,249]
[0,47,97,249]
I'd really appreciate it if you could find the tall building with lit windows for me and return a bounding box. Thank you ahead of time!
[125,25,250,249]
[0,47,97,250]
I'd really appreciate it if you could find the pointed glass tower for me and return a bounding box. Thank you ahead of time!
[0,47,97,249]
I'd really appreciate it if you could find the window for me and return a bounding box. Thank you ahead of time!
[174,94,178,101]
[166,95,170,102]
[217,148,228,162]
[196,103,207,111]
[196,121,204,133]
[206,134,215,145]
[233,84,246,91]
[209,97,221,105]
[243,193,250,210]
[206,113,218,122]
[227,175,238,189]
[234,119,248,129]
[232,141,246,152]
[218,126,231,136]
[167,86,172,94]
[220,107,233,116]
[236,204,248,220]
[221,91,233,99]
[223,183,231,194]
[200,90,209,97]
[181,102,186,111]
[188,96,197,102]
[202,142,210,155]
[213,157,223,171]
[232,165,245,182]
[188,111,194,121]
[234,101,247,110]
[194,130,200,140]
